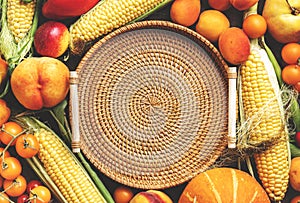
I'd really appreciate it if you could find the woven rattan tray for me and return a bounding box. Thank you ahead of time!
[74,20,229,189]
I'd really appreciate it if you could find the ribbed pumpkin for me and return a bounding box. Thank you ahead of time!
[179,167,270,203]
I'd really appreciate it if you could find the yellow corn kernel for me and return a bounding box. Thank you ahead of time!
[240,49,289,201]
[6,0,36,43]
[35,128,106,203]
[69,0,168,54]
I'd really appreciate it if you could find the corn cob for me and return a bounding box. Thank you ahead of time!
[69,0,173,54]
[239,47,290,201]
[6,0,36,43]
[18,117,108,203]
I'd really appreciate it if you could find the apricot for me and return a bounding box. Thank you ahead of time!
[218,27,250,65]
[170,0,201,27]
[229,0,258,11]
[208,0,231,11]
[195,10,230,43]
[0,99,10,126]
[10,57,70,110]
[130,190,173,203]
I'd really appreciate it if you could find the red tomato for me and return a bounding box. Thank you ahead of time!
[282,64,300,85]
[295,132,300,148]
[15,133,40,158]
[3,175,27,197]
[0,122,23,146]
[294,81,300,93]
[26,180,43,194]
[0,157,22,180]
[291,195,300,203]
[0,193,10,203]
[29,186,51,203]
[113,186,134,203]
[17,194,29,203]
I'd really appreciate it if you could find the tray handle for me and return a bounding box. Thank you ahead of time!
[70,71,80,153]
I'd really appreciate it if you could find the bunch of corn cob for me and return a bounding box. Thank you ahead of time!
[237,4,290,202]
[17,116,113,203]
[69,0,173,54]
[0,0,41,68]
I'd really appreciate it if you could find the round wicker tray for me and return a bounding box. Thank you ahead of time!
[75,20,229,189]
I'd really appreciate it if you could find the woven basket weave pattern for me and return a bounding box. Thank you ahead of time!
[76,21,229,189]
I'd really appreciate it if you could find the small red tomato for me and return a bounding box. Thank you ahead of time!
[29,186,51,203]
[0,156,22,180]
[3,175,27,197]
[17,193,29,203]
[26,180,43,194]
[15,133,40,158]
[294,81,300,93]
[113,186,134,203]
[290,195,300,203]
[295,132,300,148]
[0,192,10,203]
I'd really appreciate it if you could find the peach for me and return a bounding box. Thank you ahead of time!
[208,0,231,11]
[10,57,70,110]
[0,99,10,126]
[218,27,250,65]
[34,21,70,58]
[229,0,258,11]
[130,190,173,203]
[170,0,201,27]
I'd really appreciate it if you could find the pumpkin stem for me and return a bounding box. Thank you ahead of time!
[286,0,300,15]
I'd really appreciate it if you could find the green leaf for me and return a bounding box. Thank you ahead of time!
[52,100,68,126]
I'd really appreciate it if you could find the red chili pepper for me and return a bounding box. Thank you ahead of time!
[42,0,100,20]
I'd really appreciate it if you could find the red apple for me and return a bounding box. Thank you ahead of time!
[34,21,70,58]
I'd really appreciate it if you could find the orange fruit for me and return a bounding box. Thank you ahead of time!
[281,43,300,65]
[195,10,230,42]
[208,0,231,11]
[242,14,267,39]
[281,64,300,85]
[0,58,8,85]
[170,0,201,27]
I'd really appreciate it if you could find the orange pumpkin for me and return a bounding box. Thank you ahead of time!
[179,167,270,203]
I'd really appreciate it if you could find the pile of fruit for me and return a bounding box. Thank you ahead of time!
[0,0,299,202]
